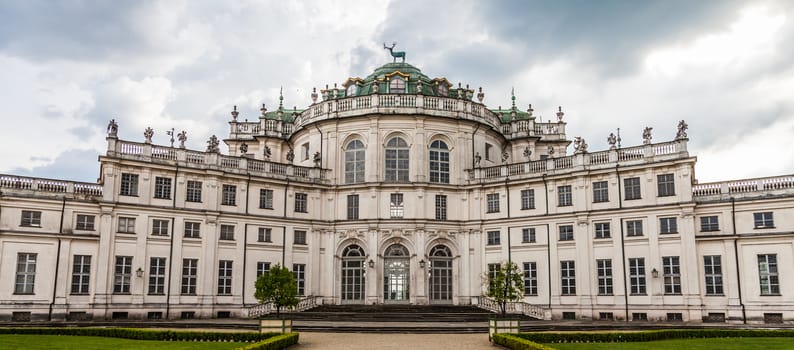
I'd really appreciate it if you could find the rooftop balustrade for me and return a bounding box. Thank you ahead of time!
[692,174,794,200]
[0,174,103,197]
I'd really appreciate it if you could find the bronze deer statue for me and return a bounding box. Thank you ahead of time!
[383,42,406,63]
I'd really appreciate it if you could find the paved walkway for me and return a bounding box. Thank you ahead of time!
[296,332,494,349]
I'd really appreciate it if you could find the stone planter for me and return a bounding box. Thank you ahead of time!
[488,318,520,341]
[260,319,293,333]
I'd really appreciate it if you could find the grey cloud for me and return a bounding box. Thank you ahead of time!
[10,149,100,183]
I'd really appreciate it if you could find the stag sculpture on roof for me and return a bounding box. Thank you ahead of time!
[383,42,406,63]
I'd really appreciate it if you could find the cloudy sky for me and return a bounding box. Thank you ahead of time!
[1,0,792,183]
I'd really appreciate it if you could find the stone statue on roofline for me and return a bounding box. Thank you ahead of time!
[313,151,322,167]
[286,149,295,164]
[675,120,688,140]
[574,137,588,154]
[177,130,187,148]
[206,135,220,153]
[107,119,119,138]
[523,146,531,160]
[642,127,653,145]
[474,152,481,167]
[607,133,617,150]
[501,149,509,163]
[264,145,272,159]
[144,127,154,144]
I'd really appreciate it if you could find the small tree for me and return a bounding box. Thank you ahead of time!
[254,264,300,318]
[484,261,524,316]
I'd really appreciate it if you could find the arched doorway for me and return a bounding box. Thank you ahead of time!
[383,244,410,303]
[341,244,365,304]
[428,245,453,303]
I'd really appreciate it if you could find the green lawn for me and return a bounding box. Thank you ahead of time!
[0,334,248,350]
[551,337,794,350]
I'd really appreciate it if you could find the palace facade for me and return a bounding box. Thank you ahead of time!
[1,61,793,324]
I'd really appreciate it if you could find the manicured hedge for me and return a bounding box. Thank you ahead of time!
[235,333,299,350]
[492,334,557,350]
[0,327,275,343]
[514,329,794,344]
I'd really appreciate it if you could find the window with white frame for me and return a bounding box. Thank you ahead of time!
[75,214,95,231]
[345,140,365,184]
[258,227,272,242]
[217,260,233,295]
[293,264,306,296]
[657,173,675,197]
[523,262,538,296]
[520,189,535,210]
[385,137,409,182]
[758,254,779,295]
[20,210,42,227]
[560,260,576,295]
[558,185,572,207]
[71,255,91,294]
[256,262,271,278]
[624,177,641,200]
[347,194,359,220]
[221,184,236,206]
[302,143,310,161]
[181,258,198,295]
[113,256,132,294]
[558,225,574,241]
[594,222,611,239]
[152,219,169,236]
[435,195,447,220]
[628,258,646,295]
[184,221,200,238]
[487,231,501,245]
[522,228,536,243]
[754,212,774,228]
[660,217,678,234]
[596,259,613,295]
[118,217,136,234]
[592,181,609,203]
[486,193,500,213]
[148,257,167,295]
[390,193,404,218]
[700,216,719,232]
[294,230,307,245]
[294,192,308,213]
[120,173,139,196]
[14,253,37,294]
[626,220,643,237]
[429,140,450,184]
[704,255,723,295]
[389,77,405,93]
[219,224,235,241]
[487,263,500,294]
[153,176,172,199]
[259,189,274,209]
[186,180,202,202]
[662,256,681,295]
[485,143,493,161]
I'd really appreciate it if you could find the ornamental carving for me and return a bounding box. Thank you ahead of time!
[106,119,118,138]
[676,120,688,140]
[144,127,154,144]
[206,135,220,153]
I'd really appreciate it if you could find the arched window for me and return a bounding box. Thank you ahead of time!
[343,244,365,257]
[346,84,357,96]
[389,77,405,94]
[345,140,365,184]
[429,245,451,257]
[429,140,450,184]
[385,244,409,257]
[385,137,409,182]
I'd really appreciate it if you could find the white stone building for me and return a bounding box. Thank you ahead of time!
[1,61,793,324]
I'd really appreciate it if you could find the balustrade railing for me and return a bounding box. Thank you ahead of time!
[472,296,548,320]
[693,175,794,198]
[245,295,321,318]
[0,174,103,196]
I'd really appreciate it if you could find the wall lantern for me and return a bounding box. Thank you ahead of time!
[419,259,426,269]
[651,268,659,278]
[136,267,144,278]
[368,259,375,268]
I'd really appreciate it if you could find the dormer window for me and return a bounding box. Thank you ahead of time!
[346,84,357,96]
[389,77,405,94]
[438,84,448,97]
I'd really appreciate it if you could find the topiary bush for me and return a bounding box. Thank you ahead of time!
[0,327,275,343]
[235,332,299,350]
[492,333,557,350]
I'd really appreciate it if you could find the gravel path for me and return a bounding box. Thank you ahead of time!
[295,332,495,349]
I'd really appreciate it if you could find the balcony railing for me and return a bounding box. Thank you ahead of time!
[244,295,321,318]
[108,140,330,184]
[471,296,549,320]
[0,174,103,196]
[693,175,794,199]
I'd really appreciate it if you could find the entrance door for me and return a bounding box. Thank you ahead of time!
[429,245,453,303]
[383,244,410,302]
[341,245,365,303]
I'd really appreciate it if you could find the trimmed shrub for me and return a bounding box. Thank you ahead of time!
[514,329,794,344]
[235,333,299,350]
[493,333,557,350]
[0,327,275,343]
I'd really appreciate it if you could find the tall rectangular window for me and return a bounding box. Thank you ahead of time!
[184,221,201,238]
[148,257,167,295]
[594,222,611,239]
[75,214,95,231]
[626,220,643,237]
[704,255,723,295]
[390,193,404,218]
[120,173,139,196]
[258,227,272,242]
[293,264,306,296]
[624,177,641,200]
[294,230,307,245]
[485,143,493,161]
[71,255,91,294]
[487,231,501,245]
[657,173,675,197]
[117,217,136,234]
[294,192,308,213]
[758,254,779,295]
[487,263,500,294]
[592,181,609,203]
[520,189,535,210]
[181,258,198,295]
[435,195,447,221]
[113,256,132,294]
[754,212,774,228]
[152,219,170,236]
[486,193,500,213]
[662,256,681,295]
[560,260,576,295]
[20,210,42,227]
[596,259,613,295]
[153,176,172,199]
[523,262,538,296]
[15,253,37,294]
[522,228,536,243]
[660,217,678,234]
[347,194,359,220]
[628,258,646,295]
[218,260,233,295]
[185,180,202,202]
[218,224,235,241]
[558,185,572,207]
[700,216,720,232]
[221,184,236,206]
[558,225,574,241]
[301,143,310,160]
[256,262,271,278]
[259,189,274,209]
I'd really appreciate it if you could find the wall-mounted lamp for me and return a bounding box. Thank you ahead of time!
[419,259,426,269]
[368,259,375,268]
[136,267,144,278]
[651,268,659,278]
